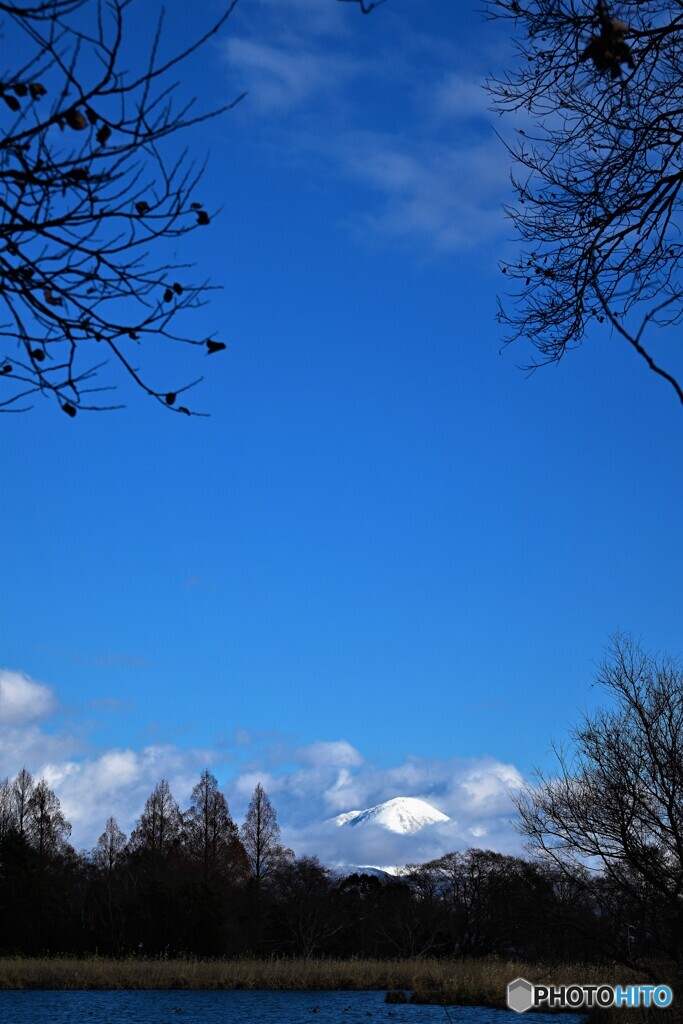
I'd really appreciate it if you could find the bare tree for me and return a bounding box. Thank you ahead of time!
[93,814,126,873]
[240,782,292,889]
[271,855,342,957]
[27,776,72,860]
[0,0,242,415]
[11,766,34,837]
[129,777,181,857]
[91,813,128,953]
[183,768,247,880]
[0,776,15,839]
[484,1,683,406]
[515,633,683,965]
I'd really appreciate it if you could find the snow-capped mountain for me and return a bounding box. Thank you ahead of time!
[330,796,449,835]
[330,864,402,880]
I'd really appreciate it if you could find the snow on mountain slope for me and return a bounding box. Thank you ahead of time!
[333,810,364,827]
[329,864,402,879]
[330,796,449,835]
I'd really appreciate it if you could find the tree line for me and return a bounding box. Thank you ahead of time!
[1,637,680,965]
[0,765,609,960]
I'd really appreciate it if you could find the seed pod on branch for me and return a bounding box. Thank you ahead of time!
[484,0,683,408]
[580,17,634,79]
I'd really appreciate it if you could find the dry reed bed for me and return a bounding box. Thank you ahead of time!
[0,956,643,995]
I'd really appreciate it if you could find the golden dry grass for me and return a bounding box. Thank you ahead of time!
[0,955,646,996]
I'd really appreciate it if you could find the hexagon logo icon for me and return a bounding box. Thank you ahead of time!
[507,977,534,1013]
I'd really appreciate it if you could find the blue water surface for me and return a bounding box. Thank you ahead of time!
[0,989,587,1024]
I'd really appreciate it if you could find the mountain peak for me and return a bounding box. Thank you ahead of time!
[330,796,449,835]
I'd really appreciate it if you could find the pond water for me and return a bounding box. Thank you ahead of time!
[0,989,586,1024]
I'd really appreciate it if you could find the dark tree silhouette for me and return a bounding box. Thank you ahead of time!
[0,777,14,839]
[337,0,387,13]
[240,782,291,889]
[11,766,34,837]
[27,776,71,862]
[93,815,126,873]
[515,633,683,966]
[485,1,683,406]
[271,855,342,957]
[0,762,675,961]
[183,768,247,881]
[129,777,181,856]
[0,0,243,416]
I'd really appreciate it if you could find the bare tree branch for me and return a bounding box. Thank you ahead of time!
[0,0,244,416]
[514,633,683,966]
[336,0,387,14]
[485,1,683,406]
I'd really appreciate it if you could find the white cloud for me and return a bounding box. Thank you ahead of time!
[41,744,221,849]
[226,37,355,114]
[297,740,363,767]
[335,132,509,254]
[221,0,512,256]
[244,0,347,38]
[0,671,527,861]
[430,72,494,122]
[459,761,524,810]
[0,723,82,770]
[225,748,527,867]
[233,769,277,799]
[0,669,57,724]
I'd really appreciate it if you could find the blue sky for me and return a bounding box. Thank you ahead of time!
[1,0,682,861]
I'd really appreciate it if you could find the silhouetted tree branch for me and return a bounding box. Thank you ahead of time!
[240,782,293,891]
[485,1,683,406]
[0,0,243,415]
[515,633,683,965]
[337,0,387,13]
